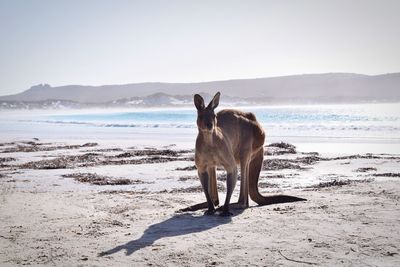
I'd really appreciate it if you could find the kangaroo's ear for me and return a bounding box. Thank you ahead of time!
[207,92,220,110]
[194,94,205,111]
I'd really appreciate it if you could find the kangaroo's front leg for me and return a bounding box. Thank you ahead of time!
[220,167,238,216]
[198,170,216,215]
[207,167,219,207]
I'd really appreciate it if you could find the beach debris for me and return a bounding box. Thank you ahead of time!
[101,156,191,166]
[267,142,296,150]
[20,141,38,145]
[262,153,396,169]
[383,251,398,257]
[0,157,16,167]
[81,143,98,147]
[170,183,225,193]
[263,159,304,170]
[0,157,16,163]
[19,153,101,169]
[20,157,70,169]
[111,220,124,226]
[258,181,279,188]
[99,190,148,195]
[1,142,98,153]
[328,154,381,161]
[178,176,197,181]
[273,206,295,212]
[313,179,351,188]
[373,173,400,177]
[355,167,377,172]
[0,173,10,179]
[176,165,197,171]
[266,142,297,155]
[114,152,135,158]
[278,250,317,265]
[308,178,373,189]
[302,152,319,156]
[61,172,140,185]
[91,148,123,152]
[17,147,191,169]
[0,142,16,147]
[260,174,285,179]
[113,149,191,158]
[294,156,322,165]
[169,185,204,193]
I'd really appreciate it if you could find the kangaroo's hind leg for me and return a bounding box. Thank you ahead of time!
[238,153,251,208]
[231,148,252,209]
[248,148,264,203]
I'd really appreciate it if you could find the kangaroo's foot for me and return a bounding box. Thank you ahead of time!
[216,205,233,216]
[219,210,233,216]
[215,202,248,212]
[219,208,233,216]
[204,208,216,215]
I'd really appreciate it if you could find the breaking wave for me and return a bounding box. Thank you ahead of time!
[29,120,196,128]
[20,103,400,140]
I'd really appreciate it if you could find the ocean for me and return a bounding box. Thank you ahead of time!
[1,103,399,153]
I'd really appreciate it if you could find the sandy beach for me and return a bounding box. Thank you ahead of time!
[0,138,399,266]
[1,0,400,265]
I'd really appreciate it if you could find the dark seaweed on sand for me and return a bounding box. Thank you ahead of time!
[373,173,400,177]
[1,142,98,153]
[61,173,143,185]
[265,142,297,155]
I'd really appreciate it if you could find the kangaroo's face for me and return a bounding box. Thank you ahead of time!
[197,108,216,131]
[194,92,220,132]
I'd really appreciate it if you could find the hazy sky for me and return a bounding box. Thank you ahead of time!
[0,0,399,95]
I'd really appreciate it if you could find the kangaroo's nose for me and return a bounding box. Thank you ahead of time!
[206,122,213,130]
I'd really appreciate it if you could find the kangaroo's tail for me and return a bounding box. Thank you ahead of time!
[249,148,306,205]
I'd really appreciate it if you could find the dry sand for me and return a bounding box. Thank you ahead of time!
[0,140,399,266]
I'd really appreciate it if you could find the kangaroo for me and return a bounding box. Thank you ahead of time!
[189,92,305,216]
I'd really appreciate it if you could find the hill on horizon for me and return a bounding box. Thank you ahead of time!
[1,72,399,104]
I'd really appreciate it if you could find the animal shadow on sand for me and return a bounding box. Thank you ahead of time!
[98,209,244,257]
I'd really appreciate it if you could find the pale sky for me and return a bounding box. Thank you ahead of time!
[0,0,399,95]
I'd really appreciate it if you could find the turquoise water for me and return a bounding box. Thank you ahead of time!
[46,105,397,126]
[40,103,400,141]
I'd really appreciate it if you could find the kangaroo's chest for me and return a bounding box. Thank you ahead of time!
[195,145,226,168]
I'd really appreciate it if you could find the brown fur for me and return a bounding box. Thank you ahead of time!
[180,92,305,215]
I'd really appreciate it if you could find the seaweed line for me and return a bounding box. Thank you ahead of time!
[278,250,317,265]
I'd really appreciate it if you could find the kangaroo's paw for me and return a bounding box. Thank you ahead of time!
[214,205,224,213]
